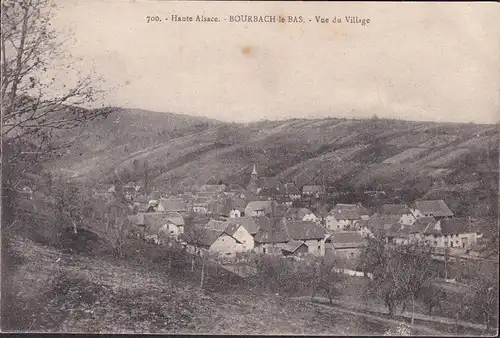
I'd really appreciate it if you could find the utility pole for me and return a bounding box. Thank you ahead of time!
[144,160,149,201]
[444,246,449,280]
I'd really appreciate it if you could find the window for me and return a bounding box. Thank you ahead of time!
[263,248,266,254]
[451,242,453,248]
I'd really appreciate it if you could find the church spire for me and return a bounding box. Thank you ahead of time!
[251,164,257,175]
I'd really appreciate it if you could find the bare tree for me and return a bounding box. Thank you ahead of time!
[1,0,112,160]
[310,256,344,304]
[361,238,437,318]
[465,261,499,332]
[419,284,446,315]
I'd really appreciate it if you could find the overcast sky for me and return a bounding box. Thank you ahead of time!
[51,1,499,124]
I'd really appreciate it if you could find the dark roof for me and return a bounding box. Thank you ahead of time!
[379,204,411,215]
[226,217,260,235]
[327,232,366,249]
[134,212,184,236]
[286,220,328,240]
[440,218,476,235]
[224,223,241,236]
[254,218,289,244]
[413,217,438,233]
[282,240,306,253]
[182,228,223,247]
[362,215,401,233]
[415,200,454,217]
[205,220,228,231]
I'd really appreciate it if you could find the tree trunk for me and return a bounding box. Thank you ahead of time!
[200,259,205,289]
[411,294,415,326]
[388,303,394,317]
[73,221,78,234]
[191,258,195,272]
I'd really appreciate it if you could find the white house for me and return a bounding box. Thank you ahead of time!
[326,204,367,231]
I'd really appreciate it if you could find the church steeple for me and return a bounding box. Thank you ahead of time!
[247,164,259,194]
[251,164,258,176]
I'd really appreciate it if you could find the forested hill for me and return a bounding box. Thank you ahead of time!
[51,108,499,219]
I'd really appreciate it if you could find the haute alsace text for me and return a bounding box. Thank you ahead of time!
[146,15,371,26]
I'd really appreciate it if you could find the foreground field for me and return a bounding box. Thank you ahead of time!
[2,236,422,335]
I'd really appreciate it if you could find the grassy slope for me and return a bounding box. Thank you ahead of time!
[4,236,412,335]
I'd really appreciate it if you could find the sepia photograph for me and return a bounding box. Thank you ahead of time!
[1,0,499,335]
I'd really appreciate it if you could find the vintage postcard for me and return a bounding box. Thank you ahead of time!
[1,0,499,335]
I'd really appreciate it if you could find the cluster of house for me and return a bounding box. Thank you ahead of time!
[114,164,485,261]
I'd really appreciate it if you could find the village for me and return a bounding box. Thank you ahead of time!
[98,164,491,273]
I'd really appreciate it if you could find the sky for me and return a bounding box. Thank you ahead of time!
[51,1,500,124]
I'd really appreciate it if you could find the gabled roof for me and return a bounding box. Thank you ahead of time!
[379,204,411,215]
[205,220,228,231]
[181,228,224,247]
[133,212,184,236]
[413,217,438,233]
[361,215,401,232]
[254,218,289,244]
[226,217,260,235]
[286,220,328,240]
[327,231,366,249]
[282,240,307,253]
[224,223,241,237]
[245,200,279,215]
[329,205,362,220]
[415,200,454,217]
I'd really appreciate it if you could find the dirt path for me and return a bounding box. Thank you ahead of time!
[307,299,446,336]
[296,295,487,333]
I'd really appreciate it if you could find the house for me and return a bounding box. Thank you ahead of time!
[182,219,255,255]
[192,197,212,214]
[302,185,325,198]
[378,204,416,225]
[326,204,369,231]
[285,220,329,255]
[132,212,185,241]
[253,218,289,254]
[226,217,261,236]
[245,200,279,217]
[284,207,318,223]
[359,214,402,238]
[219,197,247,218]
[426,218,481,249]
[157,198,188,213]
[284,183,301,200]
[410,200,454,219]
[323,231,366,259]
